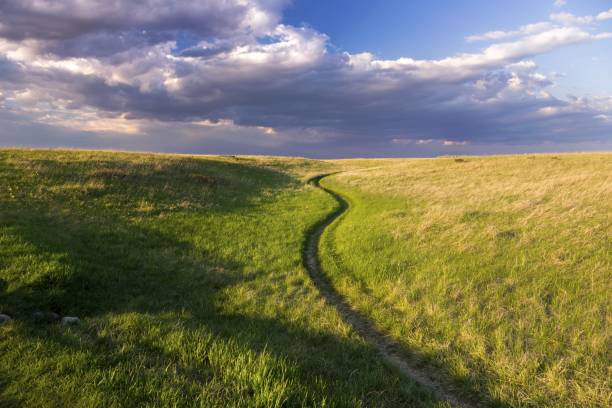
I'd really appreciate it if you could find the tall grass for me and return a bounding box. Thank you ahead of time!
[320,154,611,407]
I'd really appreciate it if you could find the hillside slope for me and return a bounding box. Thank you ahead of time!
[320,154,611,407]
[0,150,441,407]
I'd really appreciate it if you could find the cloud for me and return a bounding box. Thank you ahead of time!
[371,26,608,82]
[597,9,612,21]
[550,12,594,26]
[467,7,612,44]
[1,1,611,157]
[443,140,468,146]
[0,0,286,40]
[554,0,567,8]
[466,22,553,42]
[549,8,612,25]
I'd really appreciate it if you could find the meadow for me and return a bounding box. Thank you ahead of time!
[0,149,441,407]
[320,154,611,407]
[0,149,609,407]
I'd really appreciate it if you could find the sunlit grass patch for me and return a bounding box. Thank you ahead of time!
[320,153,611,407]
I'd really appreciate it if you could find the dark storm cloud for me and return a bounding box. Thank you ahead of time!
[0,1,258,40]
[41,31,176,59]
[0,0,288,59]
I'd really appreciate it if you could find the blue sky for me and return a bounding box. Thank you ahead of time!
[0,0,611,157]
[285,0,612,95]
[286,1,605,56]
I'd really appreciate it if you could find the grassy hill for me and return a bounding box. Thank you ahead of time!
[1,149,610,407]
[0,150,439,407]
[320,154,611,407]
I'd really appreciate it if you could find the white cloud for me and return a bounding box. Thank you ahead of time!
[391,138,435,145]
[468,8,612,45]
[443,140,468,146]
[377,26,609,82]
[554,0,567,8]
[550,12,594,26]
[466,22,553,42]
[466,30,516,43]
[597,9,612,21]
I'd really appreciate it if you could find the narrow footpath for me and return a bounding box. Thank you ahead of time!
[303,174,472,408]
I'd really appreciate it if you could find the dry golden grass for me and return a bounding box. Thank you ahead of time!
[320,153,611,407]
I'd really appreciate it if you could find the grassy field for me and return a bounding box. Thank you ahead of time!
[320,154,611,407]
[1,150,610,407]
[0,149,442,407]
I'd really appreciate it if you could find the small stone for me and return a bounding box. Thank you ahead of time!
[61,316,80,325]
[0,314,12,323]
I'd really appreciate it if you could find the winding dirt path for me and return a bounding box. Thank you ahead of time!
[303,174,472,408]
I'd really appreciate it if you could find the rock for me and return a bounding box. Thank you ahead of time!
[0,314,12,323]
[61,316,80,325]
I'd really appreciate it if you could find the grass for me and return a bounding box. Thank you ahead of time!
[1,149,609,407]
[0,149,442,407]
[320,153,611,407]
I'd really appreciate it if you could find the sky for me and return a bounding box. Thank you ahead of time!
[0,0,611,158]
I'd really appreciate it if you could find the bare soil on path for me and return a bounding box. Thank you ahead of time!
[302,174,475,408]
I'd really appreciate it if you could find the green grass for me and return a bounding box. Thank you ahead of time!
[0,149,442,407]
[2,150,610,407]
[320,154,611,407]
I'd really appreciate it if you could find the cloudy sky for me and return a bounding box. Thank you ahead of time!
[1,0,611,157]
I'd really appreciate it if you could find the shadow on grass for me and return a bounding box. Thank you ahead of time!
[0,156,439,406]
[0,155,296,318]
[3,154,299,216]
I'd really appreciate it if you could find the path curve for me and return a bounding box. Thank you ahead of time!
[303,174,471,408]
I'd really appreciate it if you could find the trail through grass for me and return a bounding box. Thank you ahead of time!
[0,149,442,407]
[319,154,611,407]
[304,175,471,408]
[2,150,609,407]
